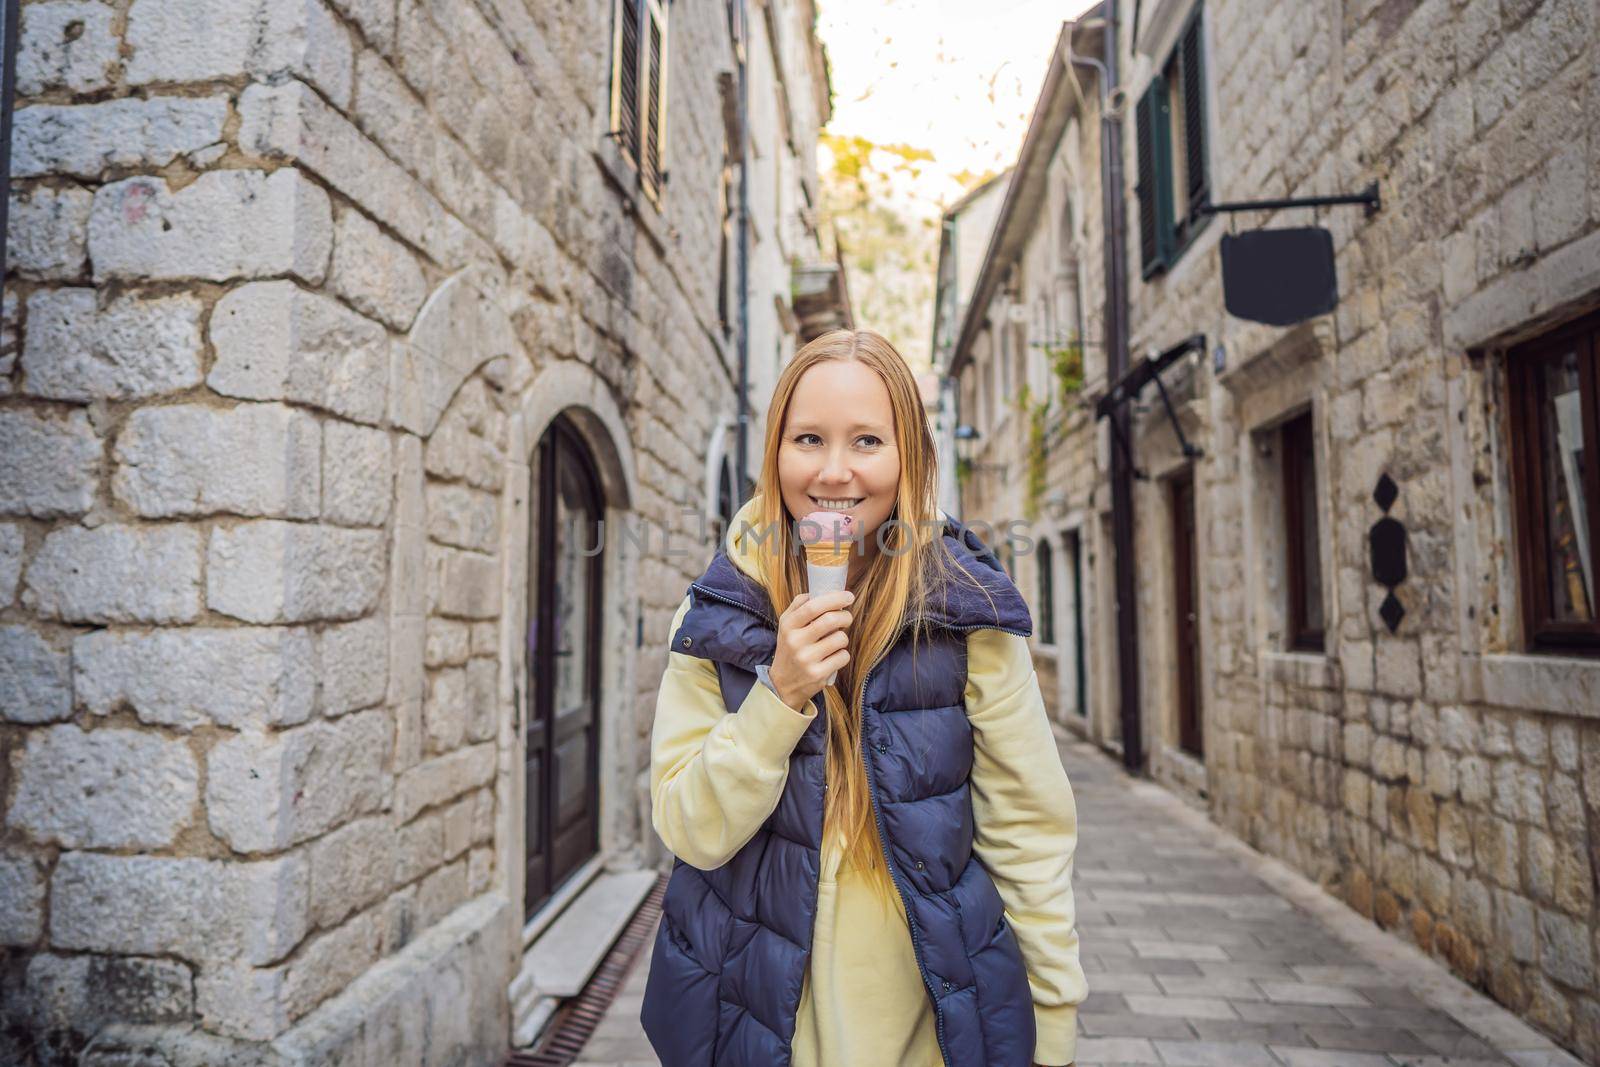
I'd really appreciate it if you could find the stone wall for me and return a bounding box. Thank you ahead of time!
[1114,0,1600,1054]
[953,0,1600,1055]
[0,0,750,1061]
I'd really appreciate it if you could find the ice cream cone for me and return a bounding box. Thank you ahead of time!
[797,509,857,687]
[803,541,851,568]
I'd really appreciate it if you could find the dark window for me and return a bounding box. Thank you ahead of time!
[1136,5,1209,277]
[1508,310,1600,653]
[609,0,669,203]
[1281,411,1324,652]
[1038,537,1056,645]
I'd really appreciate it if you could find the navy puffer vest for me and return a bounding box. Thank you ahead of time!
[641,516,1037,1067]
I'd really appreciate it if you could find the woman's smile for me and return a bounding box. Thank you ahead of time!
[778,359,901,559]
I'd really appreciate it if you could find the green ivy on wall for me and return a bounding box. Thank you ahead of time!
[1043,340,1085,405]
[1011,383,1052,522]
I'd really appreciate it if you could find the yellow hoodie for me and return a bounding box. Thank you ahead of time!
[649,498,1086,1066]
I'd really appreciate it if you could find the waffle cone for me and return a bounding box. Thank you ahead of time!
[804,542,851,567]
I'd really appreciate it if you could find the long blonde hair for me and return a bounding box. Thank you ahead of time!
[746,329,994,906]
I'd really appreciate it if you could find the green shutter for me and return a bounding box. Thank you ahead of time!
[1136,77,1177,277]
[1181,9,1208,213]
[1135,82,1159,275]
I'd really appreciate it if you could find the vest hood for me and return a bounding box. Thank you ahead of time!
[706,494,1033,637]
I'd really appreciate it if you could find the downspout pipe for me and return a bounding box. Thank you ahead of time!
[735,0,753,501]
[1098,2,1143,774]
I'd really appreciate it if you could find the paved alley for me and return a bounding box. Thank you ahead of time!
[574,738,1577,1067]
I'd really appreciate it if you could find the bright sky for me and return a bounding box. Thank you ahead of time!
[815,0,1102,214]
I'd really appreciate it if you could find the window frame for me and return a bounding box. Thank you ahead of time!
[1507,308,1600,655]
[1037,537,1056,646]
[1135,3,1209,278]
[608,0,670,206]
[1280,410,1325,653]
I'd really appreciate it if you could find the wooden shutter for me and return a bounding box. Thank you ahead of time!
[612,0,642,166]
[1136,80,1175,276]
[1181,10,1208,213]
[1135,83,1159,275]
[641,0,668,200]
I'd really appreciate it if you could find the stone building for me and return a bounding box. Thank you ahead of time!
[0,0,838,1062]
[942,0,1600,1056]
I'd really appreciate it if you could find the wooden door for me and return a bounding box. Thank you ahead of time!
[1172,472,1203,757]
[525,414,605,919]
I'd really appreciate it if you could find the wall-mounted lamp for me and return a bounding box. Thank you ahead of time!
[954,424,1009,477]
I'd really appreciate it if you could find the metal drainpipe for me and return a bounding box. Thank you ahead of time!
[1100,2,1143,775]
[734,0,753,501]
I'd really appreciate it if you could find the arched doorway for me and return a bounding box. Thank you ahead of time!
[524,412,605,918]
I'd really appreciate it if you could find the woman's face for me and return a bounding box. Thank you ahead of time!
[777,359,900,549]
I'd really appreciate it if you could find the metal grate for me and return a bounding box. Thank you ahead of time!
[505,871,667,1067]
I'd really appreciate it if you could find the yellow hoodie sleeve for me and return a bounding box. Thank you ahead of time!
[650,593,821,871]
[966,628,1087,1067]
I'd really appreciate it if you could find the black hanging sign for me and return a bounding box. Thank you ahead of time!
[1219,227,1339,327]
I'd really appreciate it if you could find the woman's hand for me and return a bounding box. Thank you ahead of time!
[768,589,854,711]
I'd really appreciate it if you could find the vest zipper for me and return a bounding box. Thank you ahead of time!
[860,618,1027,1067]
[688,581,776,626]
[689,577,1031,1066]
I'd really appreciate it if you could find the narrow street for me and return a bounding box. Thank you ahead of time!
[574,736,1576,1067]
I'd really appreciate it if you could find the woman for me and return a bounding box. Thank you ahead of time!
[640,329,1084,1067]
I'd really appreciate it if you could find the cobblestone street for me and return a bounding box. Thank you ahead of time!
[575,735,1578,1067]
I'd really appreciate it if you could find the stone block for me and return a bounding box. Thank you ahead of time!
[89,170,331,284]
[389,613,425,710]
[50,851,309,965]
[75,625,315,730]
[10,725,197,849]
[17,1,118,94]
[331,205,428,330]
[1512,717,1548,766]
[426,544,501,619]
[393,809,443,887]
[0,408,99,517]
[0,851,46,945]
[7,185,92,279]
[194,962,288,1041]
[207,520,385,624]
[282,908,383,1019]
[206,711,391,853]
[1538,909,1593,987]
[467,846,492,896]
[22,289,204,401]
[440,793,475,861]
[209,280,388,426]
[322,420,392,526]
[113,403,321,519]
[425,483,500,552]
[415,858,467,931]
[470,621,497,655]
[13,97,227,179]
[21,953,193,1027]
[0,626,72,723]
[464,656,496,743]
[318,616,388,716]
[1438,705,1477,752]
[0,524,20,605]
[309,816,392,929]
[126,0,351,108]
[394,742,495,823]
[23,524,203,624]
[425,618,469,667]
[237,80,472,269]
[390,700,423,780]
[424,665,467,753]
[333,0,395,52]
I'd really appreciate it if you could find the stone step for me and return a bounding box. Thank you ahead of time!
[520,868,657,998]
[511,994,560,1049]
